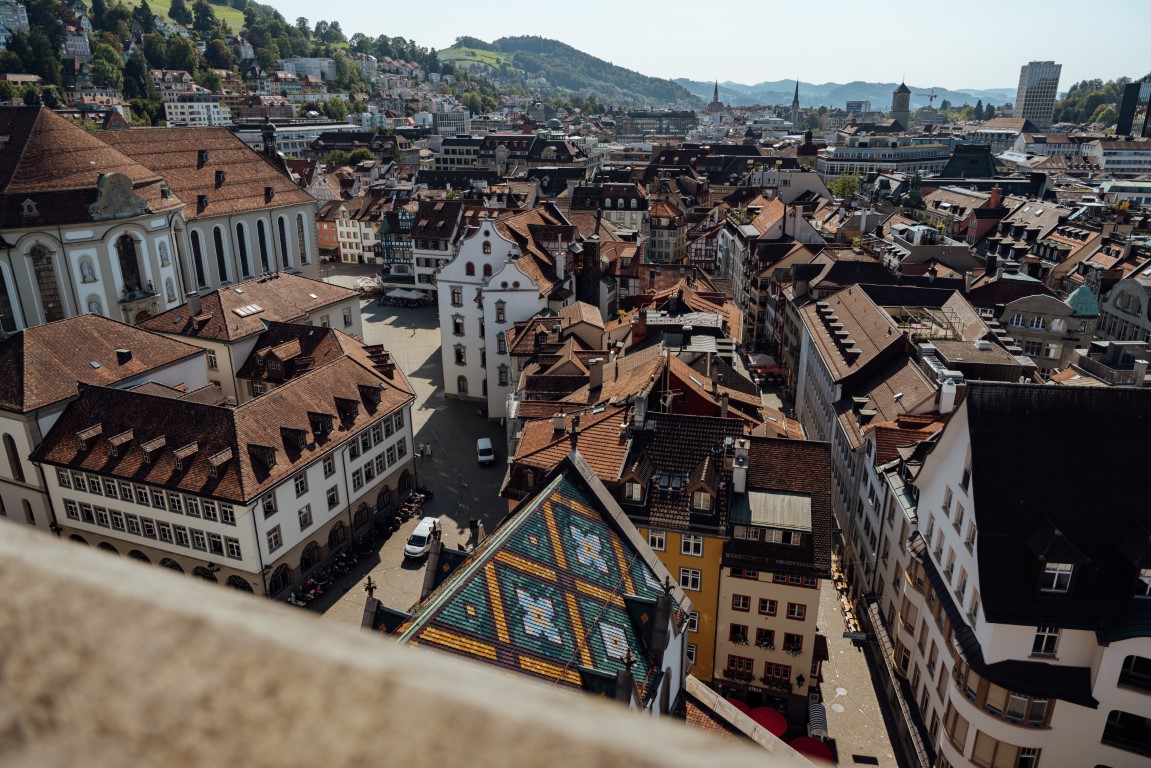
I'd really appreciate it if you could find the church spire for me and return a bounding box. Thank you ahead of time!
[713,80,719,103]
[793,79,800,105]
[791,80,800,130]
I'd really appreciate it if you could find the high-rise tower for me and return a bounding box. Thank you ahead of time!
[1014,61,1062,128]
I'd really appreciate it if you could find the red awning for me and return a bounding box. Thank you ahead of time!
[725,697,752,715]
[789,736,834,763]
[748,706,788,737]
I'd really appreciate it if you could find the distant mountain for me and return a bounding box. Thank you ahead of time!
[443,36,703,109]
[676,78,1016,110]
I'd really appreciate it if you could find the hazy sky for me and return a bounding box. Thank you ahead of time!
[269,0,1149,92]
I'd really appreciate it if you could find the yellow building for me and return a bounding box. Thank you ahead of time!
[638,526,724,682]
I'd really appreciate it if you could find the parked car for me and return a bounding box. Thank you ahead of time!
[404,517,441,559]
[476,437,496,466]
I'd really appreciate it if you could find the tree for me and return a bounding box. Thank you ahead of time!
[939,99,952,111]
[322,96,348,121]
[295,17,310,36]
[169,0,193,25]
[21,83,40,106]
[90,0,107,28]
[974,99,983,120]
[40,85,62,108]
[197,68,221,92]
[123,49,154,100]
[131,0,154,31]
[827,172,860,199]
[91,43,124,90]
[192,0,217,36]
[142,33,167,69]
[205,39,233,69]
[166,35,199,72]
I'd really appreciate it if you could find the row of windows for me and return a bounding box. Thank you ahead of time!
[726,655,791,681]
[58,471,236,524]
[728,624,805,652]
[188,217,309,290]
[351,438,407,491]
[63,499,241,559]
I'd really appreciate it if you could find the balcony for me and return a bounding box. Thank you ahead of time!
[0,525,789,768]
[1103,712,1151,758]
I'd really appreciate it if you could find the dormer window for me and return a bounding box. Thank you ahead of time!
[1040,562,1073,593]
[692,490,712,511]
[624,481,643,503]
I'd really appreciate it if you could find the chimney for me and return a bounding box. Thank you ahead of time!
[115,348,132,365]
[985,252,998,277]
[635,309,648,342]
[927,264,937,283]
[633,391,648,429]
[552,412,566,433]
[938,377,959,414]
[732,437,749,494]
[720,391,729,418]
[588,358,604,390]
[186,291,202,316]
[1134,359,1149,387]
[989,185,1003,209]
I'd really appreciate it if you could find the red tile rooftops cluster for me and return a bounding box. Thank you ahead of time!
[139,273,358,343]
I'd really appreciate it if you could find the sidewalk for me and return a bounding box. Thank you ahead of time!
[817,579,899,767]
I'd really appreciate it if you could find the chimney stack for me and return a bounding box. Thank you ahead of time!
[1134,359,1149,387]
[732,437,749,494]
[588,358,604,391]
[186,291,202,316]
[115,348,132,365]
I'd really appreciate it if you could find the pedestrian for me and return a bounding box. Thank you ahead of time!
[426,442,433,458]
[410,324,416,337]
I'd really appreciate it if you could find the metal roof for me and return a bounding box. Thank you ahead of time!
[746,491,812,531]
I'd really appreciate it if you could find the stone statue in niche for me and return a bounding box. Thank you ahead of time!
[158,241,170,265]
[79,258,96,282]
[165,278,175,302]
[87,297,103,315]
[87,172,149,221]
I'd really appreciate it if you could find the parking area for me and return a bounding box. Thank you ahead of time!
[311,264,509,627]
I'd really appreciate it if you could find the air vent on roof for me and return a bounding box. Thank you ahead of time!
[215,170,226,187]
[265,186,275,203]
[198,150,209,167]
[198,195,209,209]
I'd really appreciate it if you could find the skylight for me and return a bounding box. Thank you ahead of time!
[233,304,265,317]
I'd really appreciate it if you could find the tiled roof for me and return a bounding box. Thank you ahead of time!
[960,383,1151,635]
[33,354,414,502]
[234,321,348,382]
[865,417,944,466]
[0,106,180,226]
[504,405,632,500]
[139,273,359,343]
[623,413,745,534]
[836,355,937,450]
[557,301,604,329]
[397,457,691,701]
[96,125,313,220]
[797,285,903,383]
[0,314,203,413]
[733,436,833,577]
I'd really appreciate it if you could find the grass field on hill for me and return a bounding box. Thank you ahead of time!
[439,47,518,72]
[128,0,247,34]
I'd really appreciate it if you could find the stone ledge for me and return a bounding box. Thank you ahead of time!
[0,524,781,768]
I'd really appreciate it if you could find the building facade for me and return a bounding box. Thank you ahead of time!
[1014,62,1061,129]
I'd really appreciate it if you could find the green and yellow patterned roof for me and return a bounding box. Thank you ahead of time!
[397,455,690,700]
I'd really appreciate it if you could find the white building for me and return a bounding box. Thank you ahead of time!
[30,335,417,598]
[275,57,338,82]
[1083,138,1151,179]
[0,108,318,331]
[880,383,1151,768]
[163,91,232,127]
[437,204,578,418]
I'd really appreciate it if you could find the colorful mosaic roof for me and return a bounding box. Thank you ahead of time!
[397,457,690,702]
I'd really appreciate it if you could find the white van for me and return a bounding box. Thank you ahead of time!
[476,437,496,466]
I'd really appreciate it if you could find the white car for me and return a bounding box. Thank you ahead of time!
[404,517,440,559]
[476,437,496,466]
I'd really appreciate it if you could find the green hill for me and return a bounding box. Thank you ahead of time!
[443,36,701,109]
